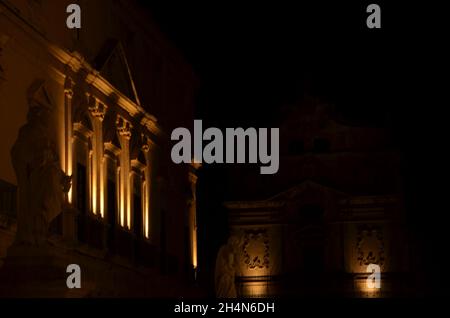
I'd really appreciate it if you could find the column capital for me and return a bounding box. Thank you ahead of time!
[141,134,157,153]
[64,77,74,98]
[88,95,107,121]
[116,115,132,139]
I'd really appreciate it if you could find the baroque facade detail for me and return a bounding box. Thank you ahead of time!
[0,0,199,297]
[88,95,107,121]
[224,100,409,298]
[356,224,385,267]
[116,115,133,139]
[243,229,270,270]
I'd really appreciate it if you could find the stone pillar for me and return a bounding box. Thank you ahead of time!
[88,96,107,217]
[116,115,132,229]
[62,78,77,243]
[142,137,157,240]
[63,77,74,203]
[187,163,201,280]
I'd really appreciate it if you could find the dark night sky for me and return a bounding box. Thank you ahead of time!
[139,1,445,295]
[141,1,415,127]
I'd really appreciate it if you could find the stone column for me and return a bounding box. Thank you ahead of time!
[116,115,132,229]
[187,163,201,280]
[62,77,77,243]
[142,137,157,240]
[63,77,74,203]
[88,96,107,217]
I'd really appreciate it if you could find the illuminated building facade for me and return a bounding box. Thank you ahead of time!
[0,0,200,297]
[224,96,412,298]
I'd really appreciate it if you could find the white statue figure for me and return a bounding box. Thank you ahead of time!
[214,235,243,298]
[11,96,71,246]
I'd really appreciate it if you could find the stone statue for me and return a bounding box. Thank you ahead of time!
[10,87,71,246]
[214,235,243,298]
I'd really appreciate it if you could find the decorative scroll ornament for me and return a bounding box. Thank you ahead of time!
[243,229,270,270]
[356,225,385,267]
[88,95,107,121]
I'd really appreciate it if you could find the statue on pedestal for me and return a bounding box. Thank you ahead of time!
[10,80,71,246]
[214,235,243,298]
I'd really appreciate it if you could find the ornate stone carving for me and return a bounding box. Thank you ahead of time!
[356,224,385,267]
[141,134,157,153]
[63,77,74,98]
[116,115,132,139]
[141,134,150,152]
[214,235,244,298]
[10,80,71,246]
[88,95,107,121]
[72,91,89,125]
[243,229,270,270]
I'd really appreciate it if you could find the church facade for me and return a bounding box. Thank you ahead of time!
[224,96,413,298]
[0,0,200,297]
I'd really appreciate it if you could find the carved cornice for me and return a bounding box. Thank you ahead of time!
[1,3,166,140]
[140,113,163,139]
[224,201,285,210]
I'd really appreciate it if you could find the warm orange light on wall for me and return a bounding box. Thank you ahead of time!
[143,181,149,238]
[354,264,382,298]
[100,158,105,218]
[127,183,131,230]
[100,187,104,218]
[67,163,73,203]
[192,228,198,269]
[92,176,97,214]
[241,282,268,298]
[117,167,124,227]
[366,263,381,290]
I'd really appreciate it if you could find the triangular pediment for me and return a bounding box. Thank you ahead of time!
[268,180,348,202]
[93,39,141,105]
